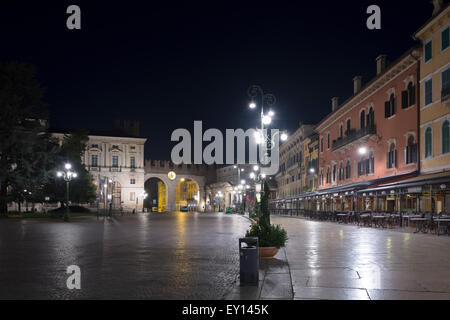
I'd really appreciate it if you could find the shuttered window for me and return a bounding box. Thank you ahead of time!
[385,94,396,117]
[425,40,432,62]
[387,144,397,169]
[442,27,449,51]
[402,83,416,108]
[443,69,450,93]
[425,79,433,105]
[443,121,450,154]
[425,127,432,158]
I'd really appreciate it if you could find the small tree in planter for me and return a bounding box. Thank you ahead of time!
[246,181,287,258]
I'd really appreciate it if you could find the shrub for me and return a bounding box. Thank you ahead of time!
[49,205,91,213]
[245,221,287,249]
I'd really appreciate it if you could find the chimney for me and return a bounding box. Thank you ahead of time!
[376,55,388,75]
[331,97,339,112]
[432,0,444,16]
[353,76,362,94]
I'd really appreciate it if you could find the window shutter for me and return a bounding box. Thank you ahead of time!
[401,91,408,109]
[393,149,397,168]
[370,156,374,173]
[386,152,390,169]
[392,97,396,115]
[404,147,408,164]
[410,86,416,106]
[385,101,390,118]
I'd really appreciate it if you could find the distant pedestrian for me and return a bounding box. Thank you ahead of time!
[109,202,113,218]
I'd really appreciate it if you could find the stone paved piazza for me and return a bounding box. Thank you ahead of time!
[271,216,450,300]
[0,213,249,299]
[1,213,450,300]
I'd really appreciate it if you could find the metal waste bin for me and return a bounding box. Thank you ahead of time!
[239,237,259,286]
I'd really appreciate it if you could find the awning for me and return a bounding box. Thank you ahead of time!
[358,171,450,193]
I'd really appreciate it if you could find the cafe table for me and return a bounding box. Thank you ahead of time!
[410,217,428,233]
[434,217,450,236]
[372,215,386,228]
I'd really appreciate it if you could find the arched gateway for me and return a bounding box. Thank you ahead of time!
[144,160,208,212]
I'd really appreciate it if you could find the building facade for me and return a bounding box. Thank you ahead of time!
[315,48,421,211]
[53,128,147,212]
[414,4,450,174]
[275,124,315,201]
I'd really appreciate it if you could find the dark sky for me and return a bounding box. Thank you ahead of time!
[0,0,440,160]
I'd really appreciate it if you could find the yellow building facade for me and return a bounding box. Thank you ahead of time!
[414,4,450,173]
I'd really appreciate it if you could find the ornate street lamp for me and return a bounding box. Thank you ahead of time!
[57,163,77,222]
[247,85,289,164]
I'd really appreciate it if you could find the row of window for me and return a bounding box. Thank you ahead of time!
[319,140,418,186]
[424,25,449,63]
[91,155,136,168]
[424,120,450,157]
[91,144,136,151]
[320,107,376,153]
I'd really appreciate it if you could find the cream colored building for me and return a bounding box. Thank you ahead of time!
[53,126,147,211]
[414,2,450,173]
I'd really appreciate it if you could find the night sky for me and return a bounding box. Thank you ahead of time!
[0,1,440,160]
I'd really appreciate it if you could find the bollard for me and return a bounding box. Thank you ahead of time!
[239,237,259,286]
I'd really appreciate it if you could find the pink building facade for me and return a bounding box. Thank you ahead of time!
[315,48,421,211]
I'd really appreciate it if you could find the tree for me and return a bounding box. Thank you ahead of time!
[0,62,55,214]
[42,130,97,205]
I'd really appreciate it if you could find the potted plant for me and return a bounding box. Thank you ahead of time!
[245,181,287,258]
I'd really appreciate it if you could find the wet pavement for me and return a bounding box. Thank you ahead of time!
[274,216,450,300]
[0,212,250,300]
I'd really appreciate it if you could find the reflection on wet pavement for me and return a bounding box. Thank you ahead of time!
[272,216,450,300]
[0,212,250,300]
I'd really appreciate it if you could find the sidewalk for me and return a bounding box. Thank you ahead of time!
[225,248,294,300]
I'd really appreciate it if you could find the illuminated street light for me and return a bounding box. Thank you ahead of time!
[56,163,77,222]
[261,173,266,179]
[358,147,367,155]
[262,115,272,125]
[241,180,246,185]
[250,172,256,179]
[310,168,315,173]
[268,110,274,117]
[253,165,259,172]
[281,132,288,142]
[249,102,256,109]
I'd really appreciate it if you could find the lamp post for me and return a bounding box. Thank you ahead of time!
[248,85,288,165]
[248,85,276,164]
[57,163,77,222]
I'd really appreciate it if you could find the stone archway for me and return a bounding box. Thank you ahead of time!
[145,177,168,212]
[175,178,200,211]
[144,173,206,212]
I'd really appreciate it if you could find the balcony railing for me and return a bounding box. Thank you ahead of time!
[332,124,376,152]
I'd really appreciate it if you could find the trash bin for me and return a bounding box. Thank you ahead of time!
[239,237,259,286]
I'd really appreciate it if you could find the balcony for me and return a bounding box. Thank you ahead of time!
[442,86,450,107]
[332,124,376,152]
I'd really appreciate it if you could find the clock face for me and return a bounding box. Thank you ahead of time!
[168,171,176,181]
